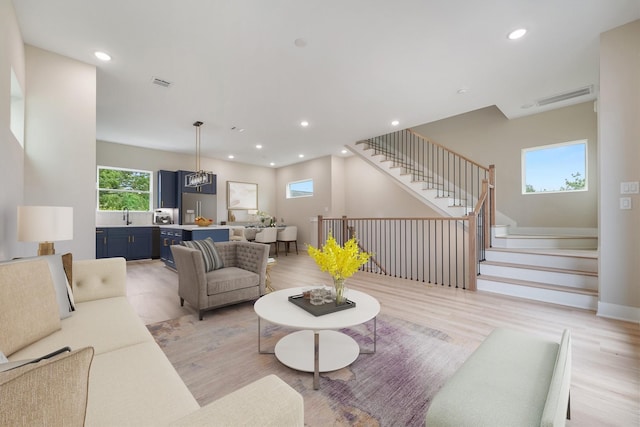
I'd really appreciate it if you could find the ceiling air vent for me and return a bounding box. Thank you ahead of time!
[536,85,593,107]
[151,77,172,88]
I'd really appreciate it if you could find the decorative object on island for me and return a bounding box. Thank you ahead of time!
[185,121,213,188]
[256,210,273,225]
[307,233,371,305]
[194,216,213,227]
[17,206,73,255]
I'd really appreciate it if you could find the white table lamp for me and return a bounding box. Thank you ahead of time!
[17,206,73,256]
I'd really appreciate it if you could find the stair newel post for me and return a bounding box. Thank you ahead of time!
[489,164,496,228]
[317,215,323,248]
[341,215,348,245]
[467,211,478,291]
[482,179,490,250]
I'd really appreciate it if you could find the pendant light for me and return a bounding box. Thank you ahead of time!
[185,121,213,188]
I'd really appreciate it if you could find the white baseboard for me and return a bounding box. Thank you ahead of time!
[597,301,640,324]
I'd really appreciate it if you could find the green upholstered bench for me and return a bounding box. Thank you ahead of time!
[426,328,571,427]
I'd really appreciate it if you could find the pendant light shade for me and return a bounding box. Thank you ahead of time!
[185,121,213,188]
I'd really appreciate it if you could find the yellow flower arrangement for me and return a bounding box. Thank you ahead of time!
[307,233,371,281]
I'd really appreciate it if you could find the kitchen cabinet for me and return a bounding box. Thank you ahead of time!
[184,228,229,242]
[96,228,107,258]
[157,170,177,208]
[177,170,216,195]
[160,228,183,269]
[96,227,154,260]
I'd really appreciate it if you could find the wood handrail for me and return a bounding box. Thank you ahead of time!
[406,128,490,172]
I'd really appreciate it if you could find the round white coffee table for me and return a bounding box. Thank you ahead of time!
[254,287,380,389]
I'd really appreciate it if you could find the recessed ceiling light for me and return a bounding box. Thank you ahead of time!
[228,155,235,159]
[270,162,275,166]
[94,51,111,61]
[507,28,527,40]
[391,120,399,126]
[341,149,348,154]
[298,154,304,158]
[256,144,263,149]
[300,121,309,127]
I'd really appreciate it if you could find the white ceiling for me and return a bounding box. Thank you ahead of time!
[12,0,640,168]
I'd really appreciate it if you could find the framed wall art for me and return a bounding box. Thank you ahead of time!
[227,181,258,210]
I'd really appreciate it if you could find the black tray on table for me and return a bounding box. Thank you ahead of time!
[288,294,356,316]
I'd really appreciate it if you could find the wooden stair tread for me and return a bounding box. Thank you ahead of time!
[478,275,598,296]
[481,260,598,277]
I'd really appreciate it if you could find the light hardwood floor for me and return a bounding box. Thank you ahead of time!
[127,254,639,427]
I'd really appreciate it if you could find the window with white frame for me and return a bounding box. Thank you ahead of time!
[286,179,314,199]
[97,166,153,211]
[522,140,587,194]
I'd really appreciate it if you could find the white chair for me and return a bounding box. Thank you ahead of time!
[277,226,298,255]
[229,227,246,241]
[254,227,278,255]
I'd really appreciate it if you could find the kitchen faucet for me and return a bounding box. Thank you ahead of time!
[123,207,132,225]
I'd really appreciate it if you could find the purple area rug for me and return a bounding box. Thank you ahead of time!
[148,302,471,426]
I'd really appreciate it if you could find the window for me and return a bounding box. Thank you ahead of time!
[522,140,587,194]
[287,179,314,199]
[10,68,24,147]
[97,166,152,211]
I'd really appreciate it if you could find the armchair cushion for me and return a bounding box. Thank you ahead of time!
[206,267,259,294]
[181,238,224,272]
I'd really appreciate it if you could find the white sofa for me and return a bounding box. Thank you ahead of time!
[0,256,303,426]
[425,328,571,427]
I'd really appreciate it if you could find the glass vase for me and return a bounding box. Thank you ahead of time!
[333,277,347,305]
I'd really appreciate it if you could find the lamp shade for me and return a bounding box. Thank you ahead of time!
[17,206,74,243]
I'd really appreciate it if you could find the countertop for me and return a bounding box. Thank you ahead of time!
[97,224,230,230]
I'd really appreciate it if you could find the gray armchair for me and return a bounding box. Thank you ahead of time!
[171,241,269,320]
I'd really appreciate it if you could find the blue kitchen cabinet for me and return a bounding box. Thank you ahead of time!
[160,228,183,269]
[96,228,107,258]
[185,228,229,242]
[157,170,177,208]
[96,227,154,260]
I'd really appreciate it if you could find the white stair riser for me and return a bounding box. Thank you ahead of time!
[492,236,597,250]
[479,264,598,290]
[477,279,598,310]
[484,251,598,273]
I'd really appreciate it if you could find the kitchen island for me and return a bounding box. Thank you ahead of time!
[158,224,230,269]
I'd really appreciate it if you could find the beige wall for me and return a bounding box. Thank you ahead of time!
[0,0,25,259]
[344,155,439,218]
[21,46,97,259]
[412,102,598,229]
[598,19,640,321]
[276,156,334,248]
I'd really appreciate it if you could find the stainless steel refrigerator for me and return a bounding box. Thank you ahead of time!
[181,193,217,224]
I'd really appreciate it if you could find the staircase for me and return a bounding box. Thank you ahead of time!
[350,129,599,311]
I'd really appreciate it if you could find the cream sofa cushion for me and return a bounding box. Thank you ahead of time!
[0,347,94,427]
[86,341,199,426]
[8,297,154,361]
[169,374,305,427]
[0,259,60,356]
